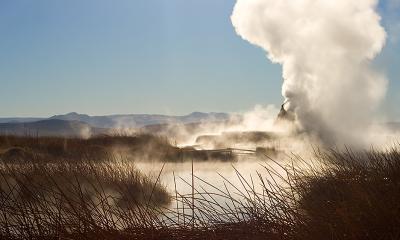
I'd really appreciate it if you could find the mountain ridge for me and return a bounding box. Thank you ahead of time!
[0,119,104,137]
[0,112,231,137]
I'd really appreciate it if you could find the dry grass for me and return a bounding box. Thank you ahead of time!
[293,148,400,239]
[1,135,400,239]
[157,147,400,240]
[0,134,175,163]
[0,135,237,163]
[0,158,170,239]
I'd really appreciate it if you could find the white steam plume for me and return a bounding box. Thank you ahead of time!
[232,0,387,147]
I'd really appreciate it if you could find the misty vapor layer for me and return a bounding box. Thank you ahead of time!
[232,0,387,147]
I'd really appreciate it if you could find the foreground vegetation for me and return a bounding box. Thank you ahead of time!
[0,160,170,239]
[0,135,399,239]
[0,135,237,163]
[0,134,174,163]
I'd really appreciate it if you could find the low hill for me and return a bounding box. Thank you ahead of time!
[0,117,44,124]
[0,119,105,137]
[0,112,230,129]
[50,111,230,128]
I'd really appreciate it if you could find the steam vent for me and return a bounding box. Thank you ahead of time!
[276,101,295,123]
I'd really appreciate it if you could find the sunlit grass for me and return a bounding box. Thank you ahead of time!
[0,135,399,239]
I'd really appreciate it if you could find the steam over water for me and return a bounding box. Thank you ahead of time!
[136,155,290,210]
[231,0,388,148]
[136,0,397,211]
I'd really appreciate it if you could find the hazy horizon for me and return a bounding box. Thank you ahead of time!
[0,110,233,119]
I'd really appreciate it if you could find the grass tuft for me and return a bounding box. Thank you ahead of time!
[1,135,400,239]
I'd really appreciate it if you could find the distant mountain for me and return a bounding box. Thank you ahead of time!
[1,112,399,139]
[50,112,115,128]
[49,112,230,128]
[0,112,230,137]
[0,118,44,124]
[0,119,106,137]
[178,112,229,123]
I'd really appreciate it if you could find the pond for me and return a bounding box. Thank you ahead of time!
[135,153,294,224]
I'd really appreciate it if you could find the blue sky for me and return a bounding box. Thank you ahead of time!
[0,0,398,118]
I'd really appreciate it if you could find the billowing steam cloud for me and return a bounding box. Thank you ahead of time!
[231,0,387,147]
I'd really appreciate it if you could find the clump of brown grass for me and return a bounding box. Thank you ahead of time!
[159,147,400,240]
[1,134,400,240]
[0,157,170,239]
[0,134,175,163]
[292,148,400,240]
